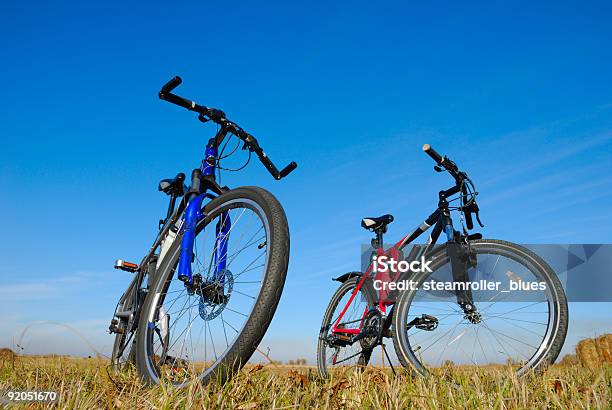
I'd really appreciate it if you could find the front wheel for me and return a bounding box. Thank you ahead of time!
[392,239,568,377]
[135,187,289,386]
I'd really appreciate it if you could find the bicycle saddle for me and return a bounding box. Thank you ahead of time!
[158,172,187,196]
[361,214,394,231]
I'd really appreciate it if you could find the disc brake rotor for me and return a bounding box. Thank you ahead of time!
[198,269,234,321]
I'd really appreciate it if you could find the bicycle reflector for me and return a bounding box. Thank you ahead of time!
[114,259,139,273]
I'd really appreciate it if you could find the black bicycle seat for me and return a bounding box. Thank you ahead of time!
[361,214,394,231]
[158,172,187,196]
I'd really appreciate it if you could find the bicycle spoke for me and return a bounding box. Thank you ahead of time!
[207,318,218,360]
[488,315,545,337]
[220,313,229,347]
[224,306,249,317]
[232,289,256,299]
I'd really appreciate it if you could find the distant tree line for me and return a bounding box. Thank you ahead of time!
[286,358,307,365]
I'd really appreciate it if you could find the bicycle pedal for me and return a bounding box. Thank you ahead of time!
[336,333,352,342]
[114,259,139,273]
[108,319,125,334]
[329,333,352,348]
[415,314,438,331]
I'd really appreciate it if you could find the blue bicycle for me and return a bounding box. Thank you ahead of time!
[109,76,297,386]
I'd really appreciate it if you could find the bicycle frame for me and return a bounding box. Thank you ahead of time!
[331,184,464,337]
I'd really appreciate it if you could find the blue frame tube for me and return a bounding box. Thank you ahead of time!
[202,138,217,176]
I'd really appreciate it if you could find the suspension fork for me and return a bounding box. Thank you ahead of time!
[177,189,206,285]
[179,201,230,285]
[438,189,476,311]
[177,137,222,285]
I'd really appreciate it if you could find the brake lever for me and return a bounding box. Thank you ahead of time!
[442,156,458,172]
[434,165,444,172]
[207,108,226,122]
[461,185,474,230]
[475,211,484,227]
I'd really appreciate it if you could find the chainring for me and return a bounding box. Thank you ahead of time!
[360,309,383,351]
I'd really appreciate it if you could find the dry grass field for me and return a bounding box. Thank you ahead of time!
[0,353,610,409]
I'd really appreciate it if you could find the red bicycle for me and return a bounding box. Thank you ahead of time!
[317,145,568,378]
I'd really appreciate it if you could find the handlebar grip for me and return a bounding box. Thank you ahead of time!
[422,144,443,164]
[249,136,296,180]
[279,161,298,179]
[161,76,182,95]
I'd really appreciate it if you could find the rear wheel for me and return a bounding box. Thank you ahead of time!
[317,275,377,379]
[111,327,136,370]
[135,187,289,386]
[111,282,138,371]
[392,239,568,377]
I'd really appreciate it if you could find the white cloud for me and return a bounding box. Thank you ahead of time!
[0,271,103,301]
[0,282,61,301]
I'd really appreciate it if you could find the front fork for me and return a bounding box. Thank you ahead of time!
[213,211,231,284]
[441,199,479,319]
[177,193,205,284]
[176,195,231,285]
[177,137,230,285]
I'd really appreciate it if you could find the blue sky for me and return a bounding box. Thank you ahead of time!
[1,1,611,362]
